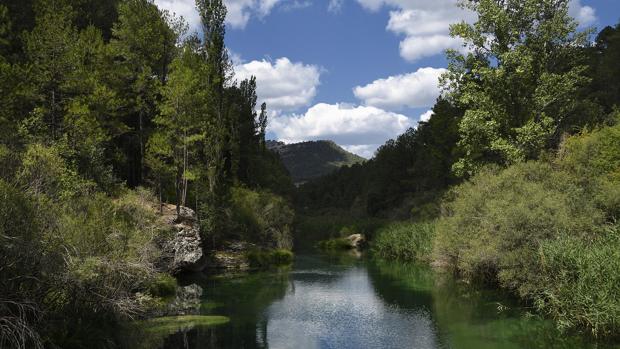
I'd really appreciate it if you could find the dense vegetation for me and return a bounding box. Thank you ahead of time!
[267,140,366,184]
[0,0,294,347]
[298,0,620,338]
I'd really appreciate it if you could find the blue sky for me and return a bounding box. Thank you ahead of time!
[155,0,620,158]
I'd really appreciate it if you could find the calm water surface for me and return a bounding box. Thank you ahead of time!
[132,252,619,349]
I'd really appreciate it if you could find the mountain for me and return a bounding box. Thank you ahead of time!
[266,140,366,184]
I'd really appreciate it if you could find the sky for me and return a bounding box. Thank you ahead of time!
[154,0,620,158]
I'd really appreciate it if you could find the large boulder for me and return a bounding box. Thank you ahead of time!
[346,234,365,249]
[160,204,208,273]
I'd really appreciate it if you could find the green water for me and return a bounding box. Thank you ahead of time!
[130,252,619,349]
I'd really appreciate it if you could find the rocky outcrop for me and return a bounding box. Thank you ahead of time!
[159,204,208,274]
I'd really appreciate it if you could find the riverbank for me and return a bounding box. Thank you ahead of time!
[122,252,620,349]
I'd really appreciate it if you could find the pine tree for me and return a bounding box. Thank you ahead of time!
[148,42,205,217]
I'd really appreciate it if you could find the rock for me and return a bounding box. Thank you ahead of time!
[160,204,207,273]
[346,234,365,249]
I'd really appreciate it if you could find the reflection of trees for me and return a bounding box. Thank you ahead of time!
[367,259,606,349]
[169,268,291,349]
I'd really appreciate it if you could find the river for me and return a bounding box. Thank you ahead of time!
[127,252,619,349]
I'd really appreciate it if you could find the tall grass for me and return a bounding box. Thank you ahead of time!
[536,225,620,337]
[371,222,435,262]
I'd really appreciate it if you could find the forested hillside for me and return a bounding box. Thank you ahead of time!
[300,1,620,338]
[267,140,365,184]
[0,0,293,347]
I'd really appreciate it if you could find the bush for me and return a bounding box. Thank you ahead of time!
[556,120,620,220]
[231,187,294,249]
[316,237,352,251]
[247,249,294,268]
[433,122,620,336]
[372,222,435,262]
[434,162,603,287]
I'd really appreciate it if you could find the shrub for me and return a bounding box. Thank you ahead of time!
[434,162,603,287]
[556,120,620,220]
[247,249,294,268]
[231,187,294,249]
[316,237,352,251]
[271,249,294,265]
[372,222,435,262]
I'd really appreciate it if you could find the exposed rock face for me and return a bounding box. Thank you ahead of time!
[160,204,207,273]
[346,234,365,249]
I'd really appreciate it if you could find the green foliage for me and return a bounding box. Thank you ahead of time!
[556,118,620,219]
[589,23,620,114]
[297,99,462,218]
[536,226,620,337]
[147,274,177,298]
[230,187,294,249]
[296,214,387,244]
[317,238,352,251]
[435,162,603,285]
[0,0,296,347]
[0,179,45,349]
[372,222,435,262]
[246,249,294,268]
[444,0,591,177]
[434,123,620,336]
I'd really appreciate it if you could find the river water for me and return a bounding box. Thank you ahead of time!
[131,252,619,349]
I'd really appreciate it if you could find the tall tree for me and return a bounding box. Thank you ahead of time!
[23,0,77,142]
[589,22,620,114]
[258,102,268,149]
[196,0,232,242]
[110,0,179,185]
[148,41,205,217]
[443,0,591,177]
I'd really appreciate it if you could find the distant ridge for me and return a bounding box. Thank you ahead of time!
[267,140,366,184]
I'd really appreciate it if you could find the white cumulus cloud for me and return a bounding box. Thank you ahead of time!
[419,109,433,122]
[353,67,446,110]
[356,0,597,62]
[234,57,322,111]
[154,0,285,31]
[269,103,414,157]
[568,0,597,27]
[355,0,474,62]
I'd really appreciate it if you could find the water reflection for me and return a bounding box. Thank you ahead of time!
[127,253,619,349]
[264,262,439,348]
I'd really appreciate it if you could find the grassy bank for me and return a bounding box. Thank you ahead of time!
[365,121,620,338]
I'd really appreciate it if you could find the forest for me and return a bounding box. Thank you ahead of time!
[0,0,295,347]
[1,0,620,347]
